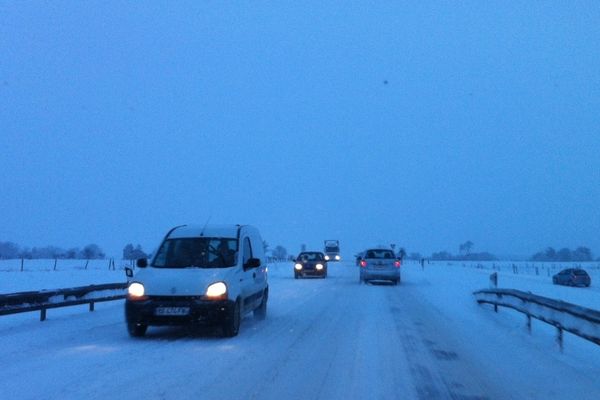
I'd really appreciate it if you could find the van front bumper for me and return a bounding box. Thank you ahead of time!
[125,296,234,326]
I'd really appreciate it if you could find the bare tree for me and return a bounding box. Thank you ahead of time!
[459,241,474,256]
[272,245,287,260]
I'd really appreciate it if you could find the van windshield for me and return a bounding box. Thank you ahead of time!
[152,237,238,268]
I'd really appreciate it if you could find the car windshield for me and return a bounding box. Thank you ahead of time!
[152,237,237,268]
[298,252,323,261]
[365,250,396,259]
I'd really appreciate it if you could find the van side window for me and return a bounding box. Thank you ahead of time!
[242,237,253,265]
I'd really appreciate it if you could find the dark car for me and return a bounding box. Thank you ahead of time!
[294,251,328,278]
[552,268,591,287]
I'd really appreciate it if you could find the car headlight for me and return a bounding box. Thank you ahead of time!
[294,263,303,270]
[205,282,228,299]
[324,255,330,261]
[127,282,147,300]
[316,263,324,270]
[335,255,341,260]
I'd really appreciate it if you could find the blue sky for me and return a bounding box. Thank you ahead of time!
[1,2,599,258]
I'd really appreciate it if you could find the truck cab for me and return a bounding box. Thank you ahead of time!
[323,239,341,262]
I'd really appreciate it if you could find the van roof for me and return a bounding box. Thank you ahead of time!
[168,224,243,239]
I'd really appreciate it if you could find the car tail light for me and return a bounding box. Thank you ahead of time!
[394,260,401,268]
[360,260,367,268]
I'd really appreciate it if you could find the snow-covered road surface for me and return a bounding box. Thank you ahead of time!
[1,261,599,399]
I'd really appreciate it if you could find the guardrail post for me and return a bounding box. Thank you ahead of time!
[89,301,95,312]
[40,308,46,321]
[527,315,532,333]
[557,327,563,352]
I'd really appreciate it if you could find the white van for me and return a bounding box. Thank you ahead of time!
[125,224,268,337]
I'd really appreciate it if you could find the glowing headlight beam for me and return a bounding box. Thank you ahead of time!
[206,282,227,298]
[128,282,145,297]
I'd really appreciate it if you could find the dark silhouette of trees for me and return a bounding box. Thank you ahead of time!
[0,241,20,259]
[123,244,148,260]
[459,241,474,256]
[531,246,593,262]
[431,241,496,261]
[81,244,105,259]
[272,245,287,260]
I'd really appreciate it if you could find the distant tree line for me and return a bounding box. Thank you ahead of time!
[0,241,105,259]
[430,251,497,261]
[430,241,497,261]
[530,247,595,262]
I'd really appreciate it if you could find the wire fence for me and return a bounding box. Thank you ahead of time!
[425,260,600,280]
[0,258,137,272]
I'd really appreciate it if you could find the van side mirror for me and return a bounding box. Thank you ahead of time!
[136,258,148,268]
[125,267,133,278]
[244,258,261,270]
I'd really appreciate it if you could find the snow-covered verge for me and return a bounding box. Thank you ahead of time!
[0,259,129,294]
[0,260,599,399]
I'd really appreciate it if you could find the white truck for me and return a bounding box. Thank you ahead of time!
[324,239,341,261]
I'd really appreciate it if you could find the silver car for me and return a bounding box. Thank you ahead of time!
[358,248,401,285]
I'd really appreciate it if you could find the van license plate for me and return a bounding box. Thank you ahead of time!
[155,307,190,316]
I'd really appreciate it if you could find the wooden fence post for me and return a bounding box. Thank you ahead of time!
[21,258,24,272]
[489,272,498,288]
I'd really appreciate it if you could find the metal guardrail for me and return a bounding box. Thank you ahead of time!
[474,288,600,350]
[0,283,128,321]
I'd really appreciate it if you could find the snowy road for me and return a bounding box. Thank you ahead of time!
[2,261,600,399]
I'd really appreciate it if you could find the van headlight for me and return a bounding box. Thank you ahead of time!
[205,282,228,299]
[335,255,341,260]
[127,282,147,301]
[324,255,330,261]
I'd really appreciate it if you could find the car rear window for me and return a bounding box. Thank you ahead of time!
[365,250,395,259]
[574,270,589,276]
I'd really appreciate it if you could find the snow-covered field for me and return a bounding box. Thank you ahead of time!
[1,260,599,399]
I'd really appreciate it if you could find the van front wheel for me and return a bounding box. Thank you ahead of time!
[223,300,241,337]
